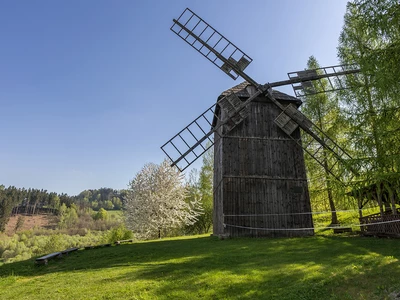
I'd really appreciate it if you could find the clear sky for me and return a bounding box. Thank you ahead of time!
[0,0,349,196]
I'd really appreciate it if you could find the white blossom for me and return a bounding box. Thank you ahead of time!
[125,159,201,239]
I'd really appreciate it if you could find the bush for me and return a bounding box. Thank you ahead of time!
[0,230,107,263]
[94,208,108,221]
[43,234,69,254]
[105,224,133,243]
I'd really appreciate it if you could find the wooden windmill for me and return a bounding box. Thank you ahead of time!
[161,8,360,237]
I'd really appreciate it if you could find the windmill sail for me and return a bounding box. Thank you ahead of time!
[161,102,217,172]
[171,8,252,80]
[286,64,360,97]
[165,8,361,182]
[161,90,261,172]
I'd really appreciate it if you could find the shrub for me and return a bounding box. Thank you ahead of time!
[94,208,108,221]
[0,230,109,263]
[105,225,133,243]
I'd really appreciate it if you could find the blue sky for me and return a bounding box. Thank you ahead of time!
[0,0,349,195]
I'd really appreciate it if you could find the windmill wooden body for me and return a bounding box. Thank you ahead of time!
[161,8,360,237]
[213,82,313,237]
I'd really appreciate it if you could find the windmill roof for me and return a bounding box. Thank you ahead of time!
[220,81,251,97]
[220,81,301,103]
[212,81,302,128]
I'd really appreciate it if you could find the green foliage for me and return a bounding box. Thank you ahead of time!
[105,224,133,243]
[48,193,60,211]
[42,234,70,254]
[58,203,67,217]
[339,0,400,100]
[58,204,79,229]
[338,0,400,176]
[111,197,122,210]
[185,146,213,234]
[103,200,114,210]
[0,186,22,232]
[91,200,98,209]
[70,203,78,212]
[301,56,349,223]
[94,208,108,221]
[14,216,25,233]
[75,188,124,211]
[336,0,400,211]
[0,229,113,263]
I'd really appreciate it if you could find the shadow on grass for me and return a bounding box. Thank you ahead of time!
[106,236,400,299]
[1,235,400,299]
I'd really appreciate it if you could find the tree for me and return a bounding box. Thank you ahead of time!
[111,197,123,210]
[186,146,213,234]
[57,203,68,229]
[104,200,114,210]
[125,159,201,239]
[48,193,60,214]
[14,215,25,233]
[57,203,78,229]
[337,0,400,214]
[94,208,108,220]
[301,56,344,225]
[91,201,99,210]
[0,186,20,232]
[65,206,79,228]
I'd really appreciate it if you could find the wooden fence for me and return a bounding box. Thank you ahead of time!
[360,212,400,237]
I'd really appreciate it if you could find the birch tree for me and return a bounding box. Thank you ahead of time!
[125,159,201,239]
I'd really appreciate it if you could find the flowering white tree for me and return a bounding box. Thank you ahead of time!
[125,159,201,239]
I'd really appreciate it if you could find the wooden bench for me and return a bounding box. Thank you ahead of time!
[217,233,230,240]
[35,252,62,265]
[114,239,133,245]
[84,243,112,250]
[36,247,79,265]
[333,227,352,234]
[61,247,79,255]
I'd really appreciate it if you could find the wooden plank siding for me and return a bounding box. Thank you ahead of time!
[213,115,225,235]
[213,88,314,237]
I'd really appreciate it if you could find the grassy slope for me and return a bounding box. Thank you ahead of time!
[1,235,400,300]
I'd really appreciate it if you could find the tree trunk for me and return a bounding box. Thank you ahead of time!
[327,187,339,226]
[386,185,397,215]
[375,185,384,217]
[358,199,363,219]
[323,152,339,226]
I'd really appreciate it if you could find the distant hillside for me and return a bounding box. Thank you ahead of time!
[5,214,57,235]
[1,185,125,233]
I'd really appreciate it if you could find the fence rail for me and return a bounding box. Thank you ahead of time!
[360,211,400,236]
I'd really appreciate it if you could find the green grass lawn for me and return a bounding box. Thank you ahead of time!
[1,234,400,300]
